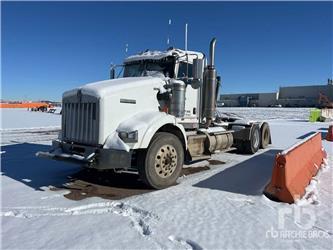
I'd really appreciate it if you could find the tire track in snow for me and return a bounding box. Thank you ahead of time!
[1,202,157,236]
[0,127,60,145]
[168,235,203,250]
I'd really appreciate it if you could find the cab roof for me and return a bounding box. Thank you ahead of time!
[124,48,204,64]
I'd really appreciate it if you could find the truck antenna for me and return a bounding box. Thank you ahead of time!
[167,19,172,46]
[125,43,128,57]
[185,23,189,78]
[185,23,188,52]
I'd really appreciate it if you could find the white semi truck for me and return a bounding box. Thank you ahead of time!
[37,38,271,189]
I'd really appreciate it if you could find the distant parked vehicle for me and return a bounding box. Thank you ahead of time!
[271,104,282,108]
[47,108,56,113]
[47,107,62,114]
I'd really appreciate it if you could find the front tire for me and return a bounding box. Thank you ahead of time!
[138,132,184,189]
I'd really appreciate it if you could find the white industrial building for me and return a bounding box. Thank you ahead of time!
[219,79,333,107]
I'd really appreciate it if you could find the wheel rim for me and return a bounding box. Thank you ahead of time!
[253,129,260,149]
[154,144,178,178]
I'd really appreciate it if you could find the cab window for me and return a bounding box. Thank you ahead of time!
[177,62,193,78]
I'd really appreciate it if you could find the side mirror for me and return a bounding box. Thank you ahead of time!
[191,58,204,89]
[110,67,116,79]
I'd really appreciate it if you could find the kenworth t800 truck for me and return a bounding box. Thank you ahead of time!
[37,38,271,189]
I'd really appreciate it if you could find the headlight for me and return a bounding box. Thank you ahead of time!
[118,130,138,143]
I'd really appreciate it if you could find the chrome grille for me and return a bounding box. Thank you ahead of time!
[62,96,99,145]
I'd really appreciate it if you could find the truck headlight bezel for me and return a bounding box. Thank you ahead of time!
[118,130,138,143]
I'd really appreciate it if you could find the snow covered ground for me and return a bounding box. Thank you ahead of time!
[1,108,332,249]
[1,108,61,130]
[217,107,312,121]
[0,107,313,131]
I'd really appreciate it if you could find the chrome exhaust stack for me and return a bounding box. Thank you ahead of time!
[209,38,216,67]
[202,38,217,128]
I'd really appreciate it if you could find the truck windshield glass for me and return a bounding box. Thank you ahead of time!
[123,64,144,77]
[123,57,175,78]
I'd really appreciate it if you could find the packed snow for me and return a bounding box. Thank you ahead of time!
[124,49,203,63]
[1,108,332,249]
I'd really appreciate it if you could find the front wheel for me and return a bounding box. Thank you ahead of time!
[138,132,184,189]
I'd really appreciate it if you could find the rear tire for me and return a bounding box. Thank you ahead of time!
[242,125,260,154]
[260,122,271,149]
[138,132,184,189]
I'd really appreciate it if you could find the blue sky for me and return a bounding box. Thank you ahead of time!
[2,1,332,101]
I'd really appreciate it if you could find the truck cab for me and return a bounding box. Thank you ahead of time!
[115,48,204,121]
[37,39,271,189]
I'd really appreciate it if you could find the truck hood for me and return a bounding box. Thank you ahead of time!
[63,76,166,99]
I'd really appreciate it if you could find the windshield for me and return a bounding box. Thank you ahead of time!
[123,63,144,77]
[123,56,175,78]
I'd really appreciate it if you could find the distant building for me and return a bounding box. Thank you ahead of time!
[277,84,333,107]
[219,79,333,107]
[219,92,278,107]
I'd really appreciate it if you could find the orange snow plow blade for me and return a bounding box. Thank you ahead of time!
[264,132,327,203]
[326,125,333,141]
